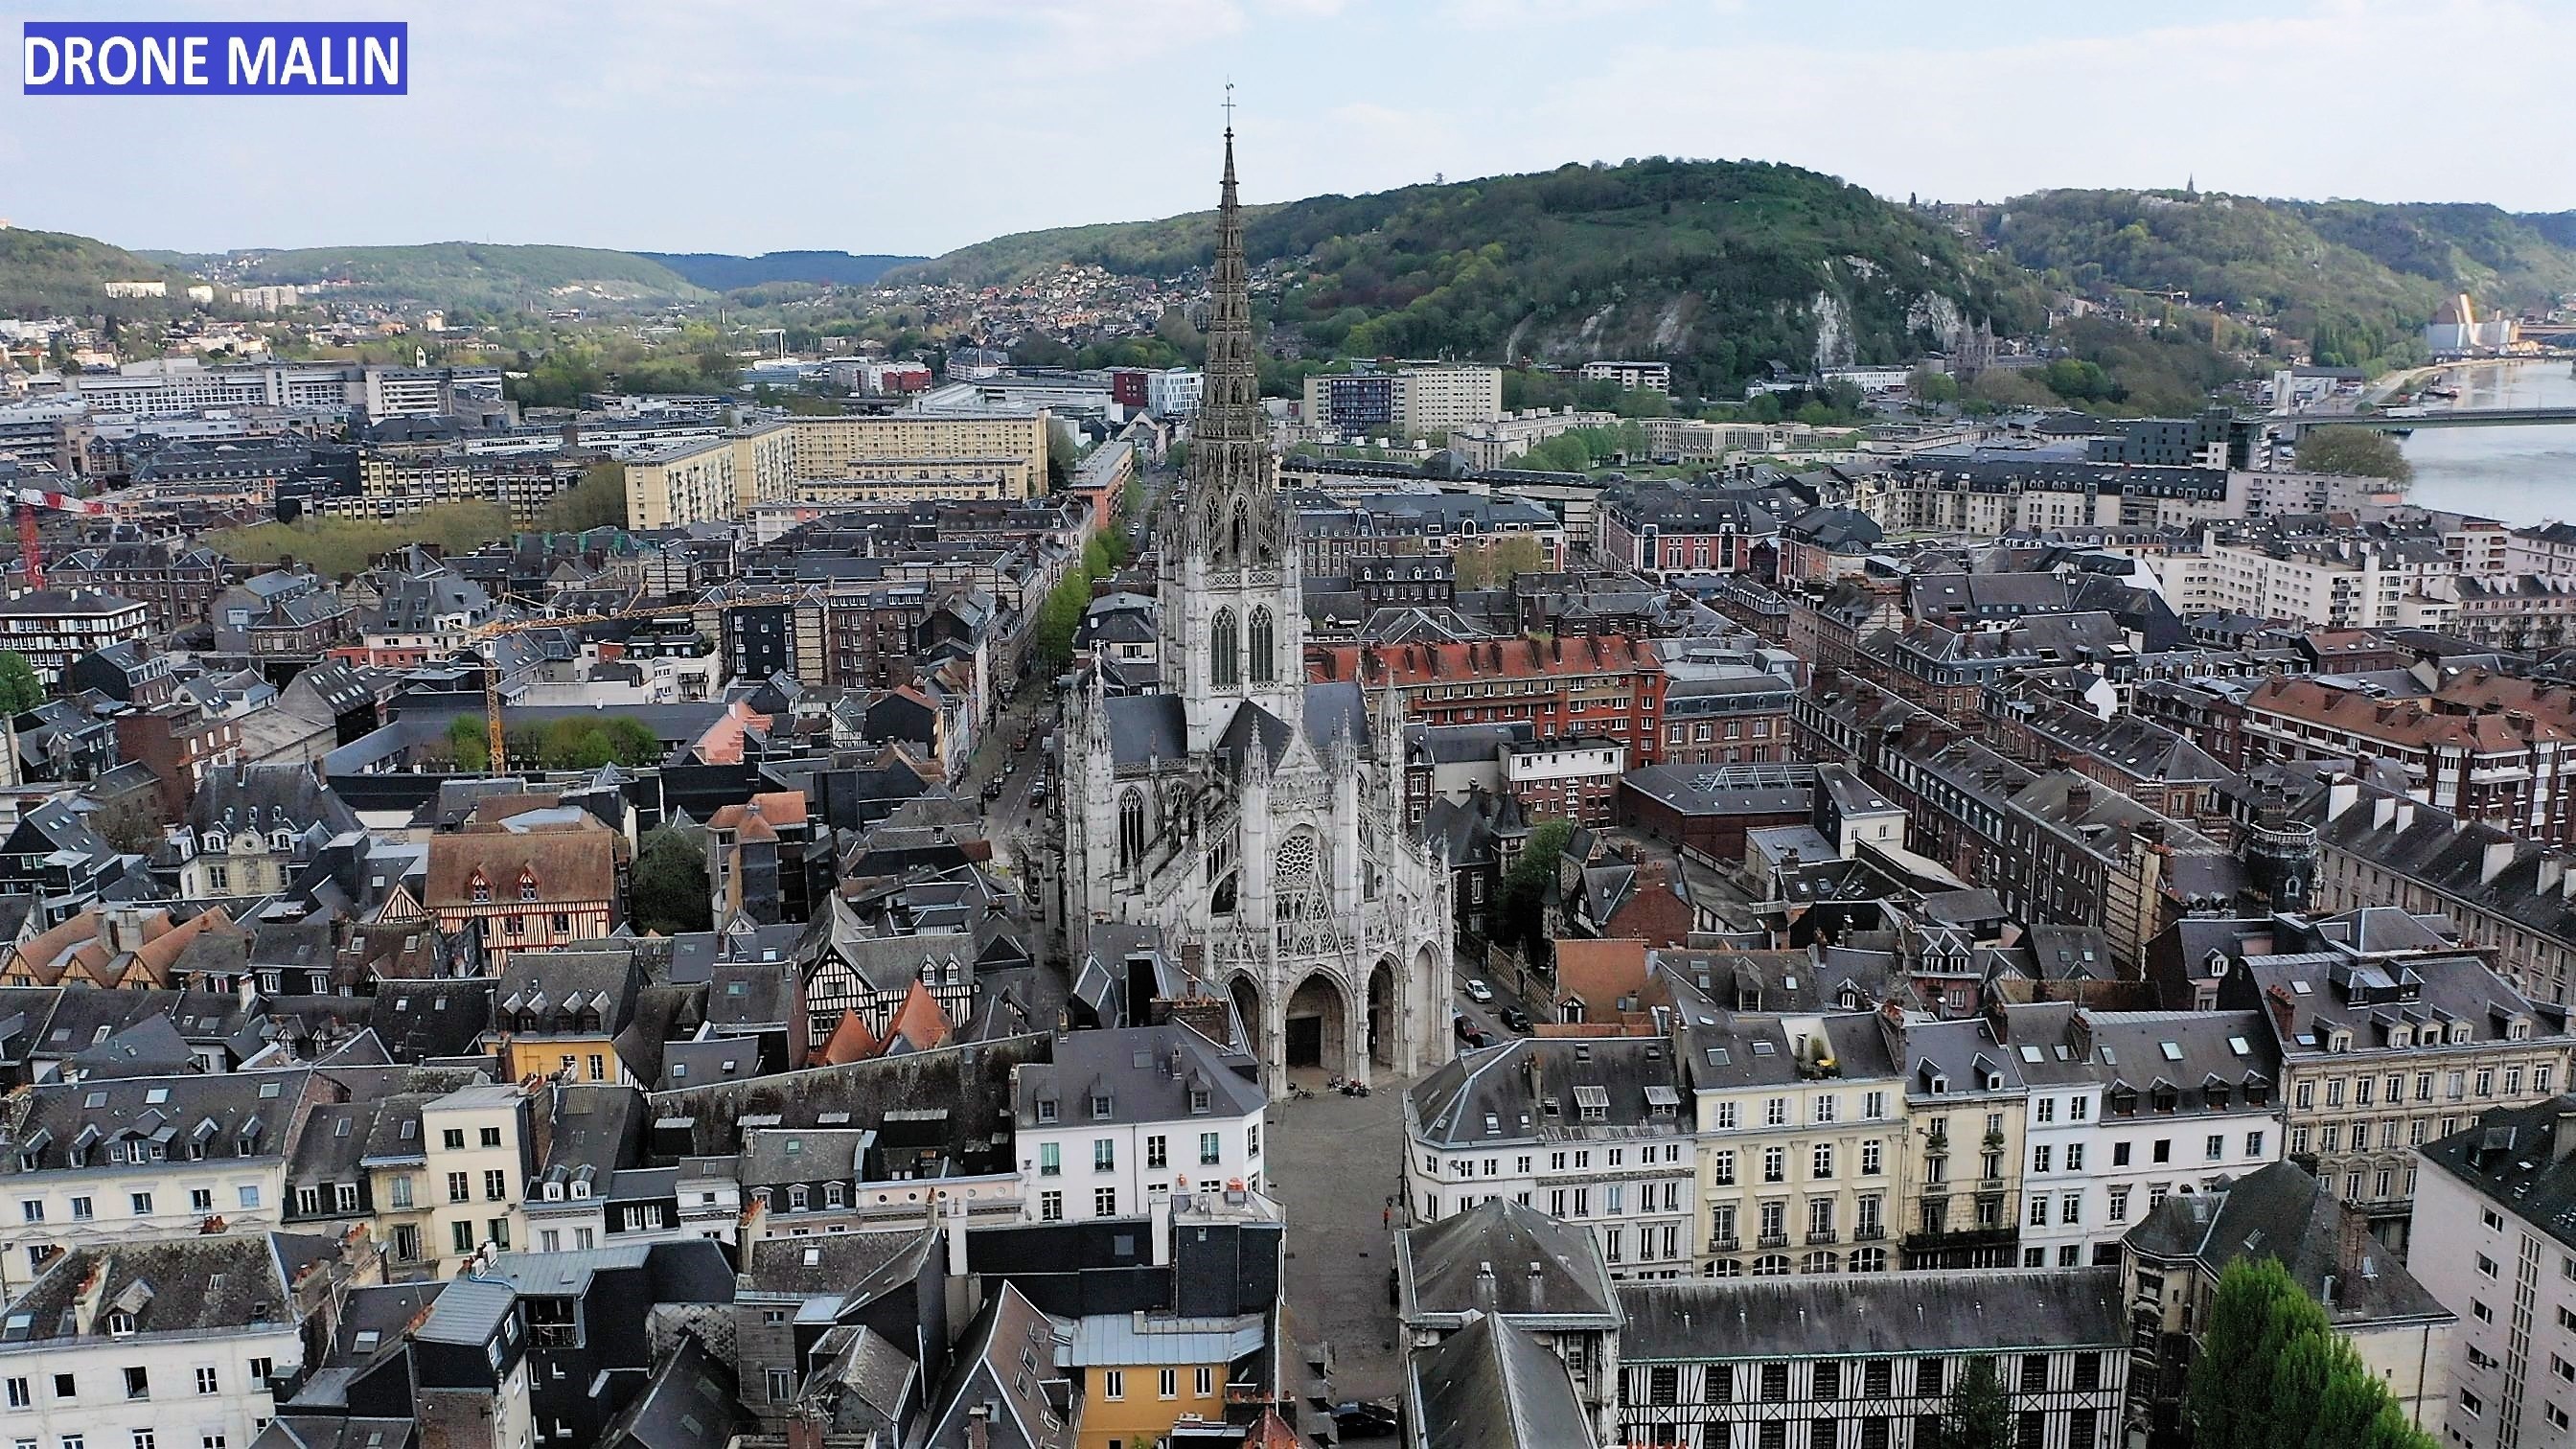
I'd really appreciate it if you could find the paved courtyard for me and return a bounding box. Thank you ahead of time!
[1266,1067,1414,1425]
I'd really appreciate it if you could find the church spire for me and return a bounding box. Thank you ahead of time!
[1195,116,1259,461]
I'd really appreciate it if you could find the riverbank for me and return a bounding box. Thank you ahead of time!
[2397,358,2576,525]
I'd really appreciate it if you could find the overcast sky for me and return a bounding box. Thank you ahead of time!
[4,0,2571,258]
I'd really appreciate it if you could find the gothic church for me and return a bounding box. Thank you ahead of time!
[1060,128,1452,1087]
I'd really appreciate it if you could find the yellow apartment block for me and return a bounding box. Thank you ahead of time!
[626,436,738,529]
[789,412,1049,498]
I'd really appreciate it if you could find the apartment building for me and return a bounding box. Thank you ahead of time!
[2451,573,2576,652]
[1612,1271,2128,1449]
[0,1235,326,1449]
[2308,775,2576,1007]
[0,589,151,688]
[623,435,737,529]
[2240,675,2576,843]
[2215,938,2572,1249]
[1444,407,1616,471]
[1679,1010,1907,1278]
[1405,1037,1698,1279]
[0,1069,324,1293]
[1578,359,1670,393]
[2001,1004,2286,1270]
[728,419,797,515]
[351,450,586,523]
[1595,482,1781,576]
[786,412,1049,499]
[1308,635,1668,764]
[2162,532,2457,630]
[2412,1099,2576,1449]
[1012,1025,1268,1226]
[1889,1013,2031,1270]
[1300,366,1501,439]
[43,357,500,418]
[419,1082,537,1276]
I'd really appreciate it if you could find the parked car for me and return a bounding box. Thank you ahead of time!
[1462,979,1492,1003]
[1452,1015,1485,1047]
[1500,1006,1532,1033]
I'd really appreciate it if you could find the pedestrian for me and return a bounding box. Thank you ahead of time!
[1382,1205,1391,1230]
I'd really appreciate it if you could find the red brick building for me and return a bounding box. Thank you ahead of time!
[1307,633,1668,764]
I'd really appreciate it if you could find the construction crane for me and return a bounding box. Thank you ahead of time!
[13,489,109,590]
[467,588,800,773]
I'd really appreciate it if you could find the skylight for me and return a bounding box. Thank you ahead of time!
[2226,1036,2251,1056]
[2159,1042,2184,1062]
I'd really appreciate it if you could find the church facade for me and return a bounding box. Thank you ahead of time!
[1059,130,1453,1088]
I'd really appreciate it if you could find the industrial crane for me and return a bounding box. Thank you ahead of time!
[466,588,801,773]
[13,488,110,590]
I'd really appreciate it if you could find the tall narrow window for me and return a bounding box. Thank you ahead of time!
[1117,790,1147,868]
[1248,607,1276,684]
[1210,609,1239,688]
[1230,501,1251,561]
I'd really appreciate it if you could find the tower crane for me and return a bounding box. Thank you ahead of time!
[12,489,110,590]
[466,588,801,773]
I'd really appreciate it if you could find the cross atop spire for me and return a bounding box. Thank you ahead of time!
[1223,79,1235,133]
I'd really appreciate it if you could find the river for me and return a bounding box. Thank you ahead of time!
[2397,358,2576,525]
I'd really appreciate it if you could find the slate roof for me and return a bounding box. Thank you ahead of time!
[2420,1096,2576,1254]
[1405,1309,1594,1449]
[1395,1197,1618,1328]
[915,1280,1072,1449]
[1410,1036,1693,1149]
[0,1067,311,1174]
[598,1332,742,1449]
[0,1232,318,1340]
[2124,1160,2450,1329]
[1014,1024,1264,1130]
[1617,1267,2126,1360]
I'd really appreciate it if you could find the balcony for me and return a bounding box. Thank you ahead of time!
[1757,1231,1790,1250]
[1854,1224,1887,1242]
[1708,1236,1740,1254]
[1805,1229,1839,1246]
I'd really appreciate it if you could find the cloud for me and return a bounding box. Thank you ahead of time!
[0,0,2564,257]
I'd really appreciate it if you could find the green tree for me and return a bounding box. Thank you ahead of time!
[1495,816,1573,963]
[2296,425,2414,483]
[0,652,44,715]
[1046,420,1084,489]
[544,460,629,533]
[629,825,712,936]
[1930,1356,2013,1449]
[1908,367,1960,405]
[448,715,492,772]
[90,794,164,855]
[2190,1256,2437,1449]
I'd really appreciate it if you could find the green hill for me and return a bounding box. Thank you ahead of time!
[901,157,2048,398]
[1986,191,2576,372]
[637,250,923,290]
[0,227,209,317]
[162,242,715,310]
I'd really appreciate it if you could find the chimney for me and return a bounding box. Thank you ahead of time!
[2483,840,2517,886]
[943,1196,969,1277]
[2264,984,2297,1039]
[1150,1187,1173,1268]
[2395,802,2416,835]
[2541,851,2566,900]
[2325,775,2359,821]
[1473,1261,1498,1312]
[966,1404,992,1449]
[2555,1110,2576,1164]
[2065,778,2094,816]
[2372,795,2395,831]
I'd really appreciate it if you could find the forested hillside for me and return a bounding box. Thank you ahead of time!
[904,158,2046,398]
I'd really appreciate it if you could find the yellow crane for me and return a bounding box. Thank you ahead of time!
[468,589,800,772]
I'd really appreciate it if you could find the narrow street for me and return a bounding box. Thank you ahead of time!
[1265,1070,1413,1438]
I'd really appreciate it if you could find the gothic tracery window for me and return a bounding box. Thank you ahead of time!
[1210,608,1239,688]
[1248,608,1276,684]
[1117,789,1147,868]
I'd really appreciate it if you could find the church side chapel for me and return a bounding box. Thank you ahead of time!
[1060,126,1453,1089]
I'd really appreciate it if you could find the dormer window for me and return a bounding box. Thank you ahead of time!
[518,873,539,903]
[1035,1098,1058,1124]
[105,1312,135,1337]
[203,831,226,853]
[470,874,491,906]
[2509,1019,2533,1042]
[1926,1073,1949,1095]
[270,830,293,853]
[2327,1030,2353,1053]
[824,1183,845,1208]
[789,1185,809,1211]
[1188,1089,1210,1116]
[1091,1094,1113,1120]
